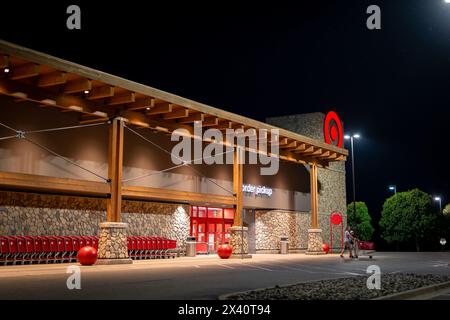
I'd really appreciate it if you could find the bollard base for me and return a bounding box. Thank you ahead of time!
[305,228,326,255]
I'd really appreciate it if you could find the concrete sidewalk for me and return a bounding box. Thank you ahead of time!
[0,252,448,299]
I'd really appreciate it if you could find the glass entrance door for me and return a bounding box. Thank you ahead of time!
[190,206,234,253]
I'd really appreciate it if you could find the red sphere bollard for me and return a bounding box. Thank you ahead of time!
[77,246,98,265]
[322,243,330,254]
[217,243,232,259]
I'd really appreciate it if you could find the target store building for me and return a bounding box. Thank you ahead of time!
[0,40,348,262]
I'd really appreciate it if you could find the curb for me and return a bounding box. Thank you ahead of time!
[219,279,450,301]
[372,281,450,300]
[218,276,350,300]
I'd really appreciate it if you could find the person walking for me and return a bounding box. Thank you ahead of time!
[340,227,354,258]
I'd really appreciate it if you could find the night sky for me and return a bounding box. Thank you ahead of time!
[1,1,449,246]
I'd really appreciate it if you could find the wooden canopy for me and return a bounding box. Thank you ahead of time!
[0,39,348,166]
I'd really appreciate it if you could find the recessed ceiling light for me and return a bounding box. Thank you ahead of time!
[146,107,150,110]
[4,68,10,73]
[84,90,90,94]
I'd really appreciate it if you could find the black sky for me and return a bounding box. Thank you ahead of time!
[1,1,449,243]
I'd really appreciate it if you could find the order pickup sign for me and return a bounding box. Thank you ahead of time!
[242,184,273,197]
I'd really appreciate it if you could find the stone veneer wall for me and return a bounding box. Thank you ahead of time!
[255,210,346,252]
[266,115,347,213]
[0,191,190,248]
[263,112,347,252]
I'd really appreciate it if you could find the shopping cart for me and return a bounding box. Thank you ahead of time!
[356,241,375,259]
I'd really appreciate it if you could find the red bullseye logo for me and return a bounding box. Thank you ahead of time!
[324,111,343,148]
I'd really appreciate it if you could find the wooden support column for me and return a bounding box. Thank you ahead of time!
[233,146,244,227]
[310,162,319,229]
[107,118,124,222]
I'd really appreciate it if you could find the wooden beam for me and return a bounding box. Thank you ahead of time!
[125,97,154,111]
[0,171,235,208]
[317,151,331,158]
[278,149,327,167]
[11,92,27,100]
[291,143,307,153]
[0,55,9,69]
[283,141,297,149]
[121,111,325,166]
[310,163,319,229]
[217,121,233,130]
[120,110,150,128]
[107,118,124,222]
[311,148,323,156]
[202,117,219,127]
[162,108,189,120]
[233,147,244,227]
[231,123,244,131]
[64,79,92,94]
[37,72,67,87]
[326,152,338,160]
[147,102,172,115]
[10,63,40,80]
[287,143,306,152]
[79,117,109,125]
[0,171,109,196]
[0,78,109,118]
[121,110,194,134]
[105,92,135,106]
[301,146,315,154]
[178,113,204,124]
[87,86,115,100]
[269,137,288,146]
[122,185,235,206]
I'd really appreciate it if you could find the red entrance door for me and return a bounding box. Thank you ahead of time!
[190,206,234,253]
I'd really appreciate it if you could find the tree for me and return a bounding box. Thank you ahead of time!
[443,203,450,216]
[379,189,440,252]
[346,201,374,241]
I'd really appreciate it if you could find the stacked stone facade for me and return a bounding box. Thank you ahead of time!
[97,222,129,260]
[262,112,347,252]
[0,191,190,248]
[229,226,249,256]
[254,210,346,252]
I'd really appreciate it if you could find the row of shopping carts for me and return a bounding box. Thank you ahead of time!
[127,236,177,260]
[0,235,178,265]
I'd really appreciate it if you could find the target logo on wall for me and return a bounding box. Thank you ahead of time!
[323,111,343,148]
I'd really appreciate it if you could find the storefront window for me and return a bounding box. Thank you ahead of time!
[224,208,235,220]
[197,207,207,218]
[208,207,223,218]
[190,206,234,252]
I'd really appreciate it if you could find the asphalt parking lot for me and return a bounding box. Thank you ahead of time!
[0,252,449,299]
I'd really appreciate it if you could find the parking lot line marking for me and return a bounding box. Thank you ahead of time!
[216,263,235,269]
[433,264,448,267]
[240,263,273,271]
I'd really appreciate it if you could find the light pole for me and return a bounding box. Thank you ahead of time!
[434,196,442,213]
[344,133,361,219]
[388,185,397,194]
